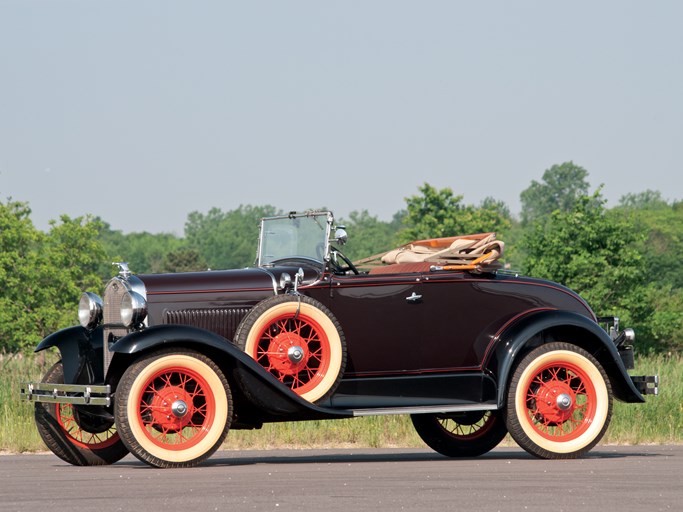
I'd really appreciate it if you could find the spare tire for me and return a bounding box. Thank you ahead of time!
[234,294,346,403]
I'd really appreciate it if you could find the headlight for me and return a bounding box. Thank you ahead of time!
[78,292,103,330]
[120,291,147,328]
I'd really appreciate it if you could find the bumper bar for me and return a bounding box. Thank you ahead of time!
[21,382,111,406]
[631,375,659,396]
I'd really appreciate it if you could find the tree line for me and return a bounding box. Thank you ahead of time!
[2,162,681,354]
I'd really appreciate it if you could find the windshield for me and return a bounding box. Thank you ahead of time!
[257,211,333,266]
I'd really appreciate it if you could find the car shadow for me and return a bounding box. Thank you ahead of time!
[113,445,663,469]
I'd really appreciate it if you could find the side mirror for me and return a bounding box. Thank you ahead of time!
[334,227,348,246]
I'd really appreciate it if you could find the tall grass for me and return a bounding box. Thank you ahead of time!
[1,352,680,453]
[0,352,56,452]
[602,353,682,444]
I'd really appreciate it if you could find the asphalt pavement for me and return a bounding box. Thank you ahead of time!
[1,445,679,512]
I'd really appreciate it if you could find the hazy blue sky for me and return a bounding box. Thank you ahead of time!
[1,1,681,234]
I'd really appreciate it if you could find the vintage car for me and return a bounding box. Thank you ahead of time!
[22,210,657,468]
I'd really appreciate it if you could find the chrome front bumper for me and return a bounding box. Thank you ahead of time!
[21,382,111,406]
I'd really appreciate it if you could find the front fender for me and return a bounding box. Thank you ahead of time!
[109,324,351,420]
[34,325,104,385]
[487,310,645,407]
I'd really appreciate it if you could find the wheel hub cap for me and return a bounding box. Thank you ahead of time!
[266,333,310,375]
[556,393,573,411]
[171,399,189,418]
[288,346,305,364]
[534,381,577,424]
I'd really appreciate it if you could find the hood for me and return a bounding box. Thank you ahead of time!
[138,265,324,300]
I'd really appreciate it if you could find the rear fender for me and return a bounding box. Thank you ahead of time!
[108,324,351,420]
[486,310,645,407]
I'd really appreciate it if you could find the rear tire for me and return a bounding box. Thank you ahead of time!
[411,410,507,457]
[505,342,612,459]
[35,361,128,466]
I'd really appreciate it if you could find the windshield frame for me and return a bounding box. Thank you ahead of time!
[256,211,334,268]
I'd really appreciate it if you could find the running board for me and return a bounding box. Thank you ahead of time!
[350,403,498,417]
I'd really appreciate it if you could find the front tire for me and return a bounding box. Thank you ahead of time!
[115,349,232,468]
[35,361,129,466]
[411,410,507,457]
[505,342,612,459]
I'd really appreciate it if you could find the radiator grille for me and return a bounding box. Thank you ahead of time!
[164,307,251,341]
[102,277,130,374]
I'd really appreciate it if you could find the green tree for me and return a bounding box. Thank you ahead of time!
[520,190,683,351]
[399,184,512,244]
[159,248,209,273]
[520,162,591,225]
[0,200,106,352]
[612,194,683,351]
[523,191,644,307]
[98,221,184,275]
[184,205,280,269]
[618,190,670,210]
[0,200,41,351]
[338,210,403,261]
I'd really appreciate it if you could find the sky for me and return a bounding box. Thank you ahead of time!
[1,1,681,235]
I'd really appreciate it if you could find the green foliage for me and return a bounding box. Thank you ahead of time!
[159,248,209,273]
[611,196,683,351]
[3,171,681,355]
[338,210,403,261]
[619,189,670,210]
[520,161,591,225]
[522,190,681,351]
[0,200,105,352]
[399,183,512,244]
[98,221,184,275]
[184,205,281,270]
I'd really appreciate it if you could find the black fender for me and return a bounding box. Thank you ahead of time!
[486,310,645,407]
[33,325,104,385]
[108,324,352,420]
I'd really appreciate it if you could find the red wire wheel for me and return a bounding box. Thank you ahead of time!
[506,342,613,459]
[235,295,346,403]
[411,410,508,457]
[55,403,120,450]
[34,361,129,466]
[115,349,232,468]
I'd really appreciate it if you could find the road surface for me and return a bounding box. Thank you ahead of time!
[1,445,679,511]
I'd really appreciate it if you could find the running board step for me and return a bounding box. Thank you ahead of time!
[350,403,497,417]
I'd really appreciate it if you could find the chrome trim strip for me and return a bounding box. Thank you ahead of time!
[350,403,498,417]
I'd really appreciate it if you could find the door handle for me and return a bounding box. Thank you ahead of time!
[406,292,422,303]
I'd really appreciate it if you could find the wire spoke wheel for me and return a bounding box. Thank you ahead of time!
[34,361,129,466]
[115,349,232,468]
[411,410,508,457]
[235,295,346,403]
[505,342,612,459]
[55,403,119,449]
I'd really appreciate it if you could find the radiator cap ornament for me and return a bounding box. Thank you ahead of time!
[113,262,131,278]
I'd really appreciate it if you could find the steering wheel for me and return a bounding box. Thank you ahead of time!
[331,248,359,275]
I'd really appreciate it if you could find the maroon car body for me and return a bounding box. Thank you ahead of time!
[22,211,657,468]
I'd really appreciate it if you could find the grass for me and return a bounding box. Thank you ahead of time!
[1,351,680,454]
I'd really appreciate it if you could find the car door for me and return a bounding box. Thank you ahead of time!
[308,272,425,376]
